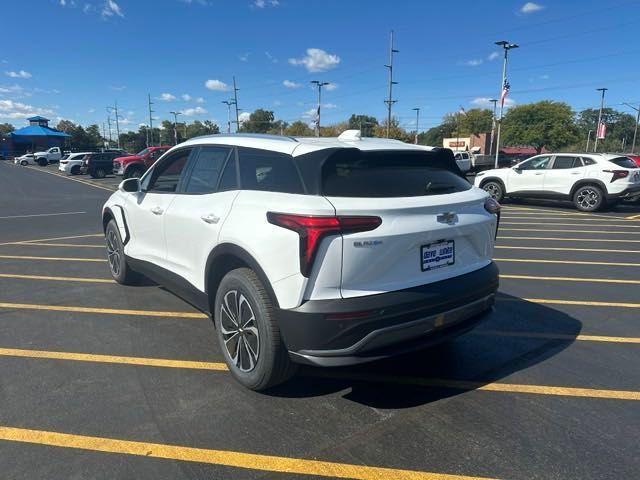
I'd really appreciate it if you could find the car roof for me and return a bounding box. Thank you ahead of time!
[180,132,436,157]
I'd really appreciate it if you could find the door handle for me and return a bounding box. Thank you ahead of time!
[571,172,581,175]
[201,213,220,224]
[534,173,543,175]
[150,206,164,215]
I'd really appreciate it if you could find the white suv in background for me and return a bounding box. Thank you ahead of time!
[475,153,640,211]
[59,152,92,175]
[102,132,500,390]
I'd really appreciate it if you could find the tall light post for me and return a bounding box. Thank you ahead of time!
[623,102,640,153]
[489,98,498,156]
[148,94,155,147]
[311,80,329,137]
[412,107,420,144]
[169,111,182,145]
[494,40,518,168]
[593,87,608,152]
[222,100,236,134]
[586,130,593,152]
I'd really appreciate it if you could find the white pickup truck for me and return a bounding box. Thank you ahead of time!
[34,147,63,166]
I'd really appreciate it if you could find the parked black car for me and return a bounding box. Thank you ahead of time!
[81,151,126,178]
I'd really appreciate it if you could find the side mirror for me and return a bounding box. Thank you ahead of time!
[119,178,141,193]
[512,166,521,172]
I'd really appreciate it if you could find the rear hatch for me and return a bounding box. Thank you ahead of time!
[320,149,496,298]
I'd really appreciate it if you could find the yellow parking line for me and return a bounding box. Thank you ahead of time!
[495,245,640,254]
[498,236,640,244]
[0,273,113,283]
[0,426,493,480]
[12,242,104,248]
[0,302,207,318]
[476,330,640,344]
[500,222,640,228]
[0,233,103,246]
[500,228,640,235]
[501,297,640,309]
[626,214,640,220]
[23,165,115,192]
[495,258,640,267]
[500,215,637,222]
[502,208,635,221]
[500,274,640,285]
[0,255,105,262]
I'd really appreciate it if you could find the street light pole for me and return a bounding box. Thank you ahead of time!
[623,102,640,154]
[494,40,518,168]
[586,130,593,152]
[593,87,608,152]
[489,98,498,156]
[311,80,329,137]
[148,94,155,147]
[412,107,420,144]
[169,111,182,145]
[222,100,235,134]
[232,76,240,132]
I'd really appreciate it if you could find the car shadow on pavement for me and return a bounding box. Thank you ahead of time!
[268,294,582,409]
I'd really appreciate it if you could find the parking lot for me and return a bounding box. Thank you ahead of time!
[1,160,639,479]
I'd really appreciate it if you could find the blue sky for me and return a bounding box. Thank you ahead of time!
[2,0,640,133]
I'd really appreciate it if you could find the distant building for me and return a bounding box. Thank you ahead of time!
[443,133,492,154]
[2,116,70,158]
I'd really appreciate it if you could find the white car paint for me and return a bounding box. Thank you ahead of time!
[104,132,497,310]
[34,147,63,164]
[453,151,472,173]
[14,154,37,165]
[58,152,92,174]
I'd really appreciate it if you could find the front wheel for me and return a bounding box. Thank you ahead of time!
[105,220,140,285]
[573,185,605,212]
[482,181,505,202]
[20,160,28,166]
[37,158,47,166]
[70,165,81,175]
[214,268,296,391]
[92,167,106,179]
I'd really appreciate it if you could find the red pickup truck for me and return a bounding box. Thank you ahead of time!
[113,146,171,179]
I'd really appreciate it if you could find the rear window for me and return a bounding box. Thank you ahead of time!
[609,156,637,169]
[321,150,470,197]
[238,147,304,194]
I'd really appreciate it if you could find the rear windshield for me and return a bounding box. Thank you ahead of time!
[321,150,470,197]
[610,156,638,169]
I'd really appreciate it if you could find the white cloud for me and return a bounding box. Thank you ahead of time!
[323,103,337,109]
[109,85,126,91]
[471,97,515,108]
[273,100,282,107]
[325,83,338,91]
[195,97,205,104]
[5,70,32,79]
[462,59,483,67]
[88,108,96,113]
[205,79,230,91]
[488,52,500,61]
[0,99,54,119]
[520,2,543,13]
[253,0,279,8]
[265,51,278,63]
[158,92,176,101]
[540,74,550,80]
[302,108,317,119]
[288,48,341,73]
[0,84,23,94]
[238,111,251,124]
[238,53,250,62]
[283,79,301,89]
[181,94,192,101]
[181,106,208,116]
[102,0,124,18]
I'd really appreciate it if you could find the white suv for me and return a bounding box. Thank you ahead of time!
[59,152,92,175]
[475,153,640,211]
[102,132,499,390]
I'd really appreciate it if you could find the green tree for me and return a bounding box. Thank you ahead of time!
[459,108,493,135]
[347,114,378,137]
[373,117,412,142]
[501,101,579,153]
[575,108,637,152]
[284,121,314,136]
[0,123,14,135]
[239,109,275,133]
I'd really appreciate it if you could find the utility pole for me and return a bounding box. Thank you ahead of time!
[311,80,329,137]
[623,102,640,153]
[494,40,518,168]
[106,115,113,147]
[594,87,608,152]
[106,102,121,148]
[586,130,593,152]
[101,122,107,148]
[169,111,182,145]
[412,107,420,144]
[232,76,240,132]
[489,98,498,156]
[384,30,399,138]
[148,94,155,147]
[222,100,235,134]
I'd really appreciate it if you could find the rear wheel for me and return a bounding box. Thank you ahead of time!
[482,181,504,202]
[70,165,81,175]
[37,158,47,166]
[20,160,28,166]
[573,185,604,212]
[214,268,295,391]
[92,167,107,179]
[124,165,143,179]
[105,220,140,285]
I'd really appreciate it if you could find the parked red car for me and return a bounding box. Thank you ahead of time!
[113,146,171,179]
[628,155,640,167]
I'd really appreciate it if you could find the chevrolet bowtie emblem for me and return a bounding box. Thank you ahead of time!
[437,212,457,225]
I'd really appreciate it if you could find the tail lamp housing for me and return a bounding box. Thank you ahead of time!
[603,170,629,182]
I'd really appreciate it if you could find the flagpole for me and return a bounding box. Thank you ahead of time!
[594,87,608,152]
[494,41,518,169]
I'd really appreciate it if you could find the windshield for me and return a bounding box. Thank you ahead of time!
[135,148,150,156]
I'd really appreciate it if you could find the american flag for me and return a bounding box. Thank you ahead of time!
[500,79,510,107]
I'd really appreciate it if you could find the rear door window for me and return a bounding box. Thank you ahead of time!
[321,150,471,197]
[552,156,581,169]
[238,147,304,194]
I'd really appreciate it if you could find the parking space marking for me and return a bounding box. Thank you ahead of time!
[2,346,639,401]
[476,330,640,344]
[0,273,112,283]
[22,165,115,192]
[500,222,640,228]
[500,274,640,285]
[498,236,640,244]
[500,228,640,235]
[0,233,103,246]
[626,214,640,220]
[495,258,640,267]
[10,242,104,248]
[495,245,640,254]
[500,215,637,222]
[501,206,635,221]
[501,297,640,309]
[0,211,86,220]
[0,427,493,480]
[0,302,207,318]
[0,255,105,262]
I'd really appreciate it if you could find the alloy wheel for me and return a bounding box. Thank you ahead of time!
[484,183,501,200]
[106,230,121,277]
[220,289,260,372]
[577,188,599,209]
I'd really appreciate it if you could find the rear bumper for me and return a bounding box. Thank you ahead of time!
[278,262,499,367]
[608,185,640,200]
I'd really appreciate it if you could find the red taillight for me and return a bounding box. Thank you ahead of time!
[267,212,382,277]
[603,169,629,182]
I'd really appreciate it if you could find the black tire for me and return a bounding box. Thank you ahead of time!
[37,158,47,166]
[124,165,144,179]
[214,268,296,391]
[105,220,140,285]
[573,185,605,212]
[20,160,28,166]
[482,180,505,202]
[92,167,106,179]
[70,165,81,175]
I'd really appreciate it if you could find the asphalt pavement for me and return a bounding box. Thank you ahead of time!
[0,160,639,479]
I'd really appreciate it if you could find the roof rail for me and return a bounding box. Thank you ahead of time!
[187,133,298,143]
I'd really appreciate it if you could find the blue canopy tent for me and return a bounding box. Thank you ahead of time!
[2,116,70,158]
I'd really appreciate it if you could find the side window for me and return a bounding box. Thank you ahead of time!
[184,146,232,194]
[145,148,192,193]
[519,156,551,170]
[238,147,304,194]
[552,156,579,169]
[218,154,239,192]
[582,157,596,166]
